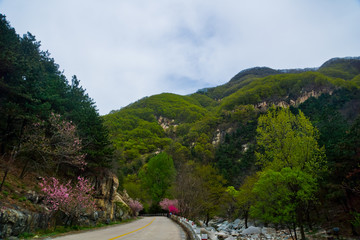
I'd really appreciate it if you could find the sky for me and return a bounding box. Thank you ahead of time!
[1,0,360,115]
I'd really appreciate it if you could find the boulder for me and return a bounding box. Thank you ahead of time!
[205,226,216,232]
[216,231,229,239]
[224,236,236,240]
[231,219,244,229]
[0,207,50,239]
[217,221,231,231]
[230,230,239,236]
[242,226,261,235]
[24,190,40,203]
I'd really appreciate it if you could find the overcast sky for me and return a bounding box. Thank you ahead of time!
[1,0,360,115]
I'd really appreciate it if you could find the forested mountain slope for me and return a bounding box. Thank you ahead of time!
[104,57,360,178]
[104,56,360,236]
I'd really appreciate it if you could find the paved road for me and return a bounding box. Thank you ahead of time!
[52,217,186,240]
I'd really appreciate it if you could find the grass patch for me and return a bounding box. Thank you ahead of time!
[10,192,20,200]
[4,181,12,189]
[18,232,36,238]
[17,183,26,189]
[19,196,27,202]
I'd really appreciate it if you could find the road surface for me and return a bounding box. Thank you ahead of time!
[52,216,186,240]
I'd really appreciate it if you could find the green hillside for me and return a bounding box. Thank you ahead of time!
[319,57,360,79]
[103,56,360,236]
[103,57,360,184]
[104,58,360,170]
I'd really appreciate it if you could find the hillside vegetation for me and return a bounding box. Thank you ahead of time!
[0,14,124,238]
[104,56,360,237]
[1,13,360,239]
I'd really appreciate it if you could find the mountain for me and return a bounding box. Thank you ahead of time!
[104,57,360,235]
[104,56,360,181]
[319,56,360,79]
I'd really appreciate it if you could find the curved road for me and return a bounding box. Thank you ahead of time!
[52,217,186,240]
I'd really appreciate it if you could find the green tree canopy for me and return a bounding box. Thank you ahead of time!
[139,152,176,204]
[250,107,326,240]
[0,15,113,170]
[256,107,326,174]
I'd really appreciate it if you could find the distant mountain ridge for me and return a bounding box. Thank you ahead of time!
[197,56,360,100]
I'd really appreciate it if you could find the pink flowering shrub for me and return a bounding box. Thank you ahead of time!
[39,177,71,212]
[40,176,96,224]
[159,198,180,214]
[128,199,143,216]
[168,205,180,214]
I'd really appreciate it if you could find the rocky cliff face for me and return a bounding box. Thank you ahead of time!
[91,170,130,223]
[255,89,333,110]
[211,89,333,146]
[0,171,130,239]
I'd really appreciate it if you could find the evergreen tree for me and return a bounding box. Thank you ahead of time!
[0,14,114,178]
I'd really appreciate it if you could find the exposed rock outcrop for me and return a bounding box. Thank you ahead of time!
[212,128,233,146]
[91,170,130,222]
[0,171,130,238]
[255,89,333,110]
[0,207,51,239]
[157,116,177,132]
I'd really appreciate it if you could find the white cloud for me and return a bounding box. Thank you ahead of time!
[1,0,360,114]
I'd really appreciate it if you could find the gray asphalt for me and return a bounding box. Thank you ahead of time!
[51,216,186,240]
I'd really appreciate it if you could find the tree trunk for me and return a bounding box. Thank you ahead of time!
[0,167,9,191]
[293,222,298,240]
[1,149,16,191]
[344,189,359,236]
[297,211,306,240]
[287,225,294,240]
[20,157,30,179]
[299,223,306,240]
[244,210,249,228]
[205,212,210,226]
[306,207,313,230]
[1,116,13,155]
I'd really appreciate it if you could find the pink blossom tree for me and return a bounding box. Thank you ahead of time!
[19,113,86,178]
[128,199,143,217]
[47,113,87,171]
[159,198,180,214]
[40,176,96,226]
